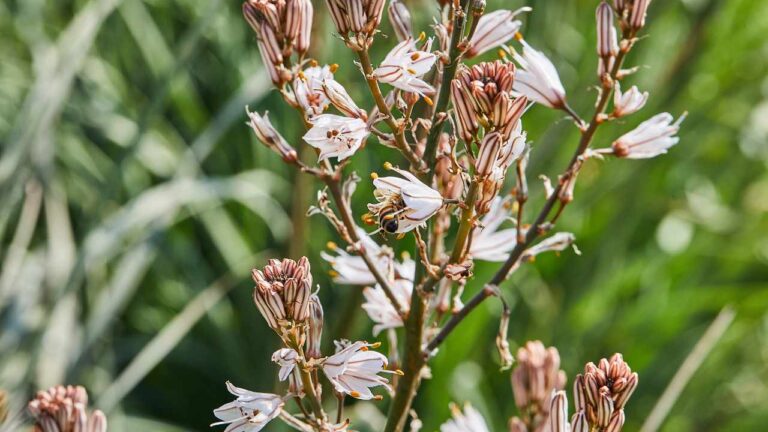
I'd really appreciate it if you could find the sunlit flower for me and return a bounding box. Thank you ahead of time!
[303,114,369,161]
[373,38,437,95]
[439,403,490,432]
[470,197,518,262]
[322,341,394,400]
[612,83,648,118]
[465,8,531,58]
[368,167,444,233]
[211,382,284,432]
[271,348,299,381]
[513,39,567,109]
[362,271,413,335]
[294,65,334,118]
[610,112,685,159]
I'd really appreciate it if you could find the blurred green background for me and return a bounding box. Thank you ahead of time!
[1,0,767,430]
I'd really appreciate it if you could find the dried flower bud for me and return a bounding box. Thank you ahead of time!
[306,294,324,358]
[246,108,298,162]
[252,257,313,330]
[388,0,412,42]
[475,132,503,178]
[629,0,651,31]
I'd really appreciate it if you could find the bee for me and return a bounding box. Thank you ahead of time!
[370,195,407,234]
[378,206,402,234]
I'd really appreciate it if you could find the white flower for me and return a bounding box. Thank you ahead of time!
[612,83,649,118]
[362,265,414,335]
[295,65,334,118]
[373,38,437,95]
[368,167,444,233]
[513,40,567,109]
[524,232,578,258]
[465,8,531,58]
[321,228,392,285]
[611,112,685,159]
[271,348,299,381]
[439,403,490,432]
[211,382,283,432]
[322,341,394,400]
[303,114,369,161]
[470,197,519,262]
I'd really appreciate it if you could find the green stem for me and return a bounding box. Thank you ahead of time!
[383,3,470,431]
[448,181,479,264]
[356,49,425,171]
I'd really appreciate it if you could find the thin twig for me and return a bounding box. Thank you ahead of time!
[640,306,735,432]
[356,49,425,171]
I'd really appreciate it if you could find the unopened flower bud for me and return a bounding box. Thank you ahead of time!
[451,80,479,142]
[326,0,351,34]
[550,391,568,432]
[387,0,412,42]
[306,294,324,359]
[605,410,625,432]
[511,341,566,425]
[629,0,651,31]
[246,108,298,162]
[89,410,108,432]
[323,79,367,119]
[597,388,615,427]
[475,132,503,178]
[570,411,589,432]
[596,1,618,79]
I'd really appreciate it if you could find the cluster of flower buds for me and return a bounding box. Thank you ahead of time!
[451,61,528,215]
[326,0,386,49]
[613,0,652,32]
[571,353,639,432]
[27,385,107,432]
[252,257,313,333]
[508,341,567,432]
[242,0,313,85]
